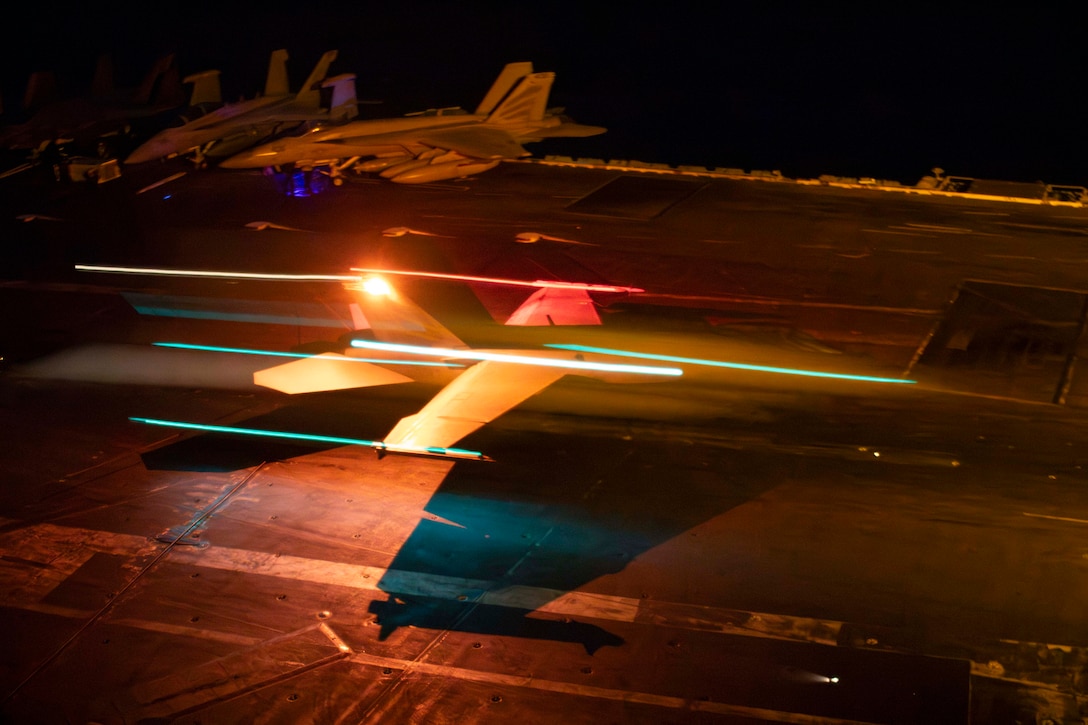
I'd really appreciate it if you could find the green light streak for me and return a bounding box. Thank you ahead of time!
[130,417,487,460]
[543,344,915,384]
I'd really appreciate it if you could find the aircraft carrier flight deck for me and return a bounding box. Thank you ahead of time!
[3,154,1088,724]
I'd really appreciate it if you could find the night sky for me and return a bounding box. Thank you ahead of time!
[3,3,1085,185]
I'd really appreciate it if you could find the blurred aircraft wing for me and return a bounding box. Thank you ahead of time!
[254,352,413,394]
[383,359,564,451]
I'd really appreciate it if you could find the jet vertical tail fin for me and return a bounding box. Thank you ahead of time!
[91,54,115,99]
[345,275,468,349]
[474,62,534,116]
[505,287,602,326]
[184,69,223,107]
[295,50,338,107]
[132,53,181,106]
[155,64,185,108]
[324,74,358,122]
[485,72,553,127]
[22,71,57,112]
[264,49,290,96]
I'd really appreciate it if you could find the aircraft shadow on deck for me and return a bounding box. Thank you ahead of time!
[367,420,788,653]
[140,433,331,472]
[134,389,790,653]
[369,596,626,655]
[126,358,918,656]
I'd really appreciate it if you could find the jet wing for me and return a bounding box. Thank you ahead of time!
[326,126,526,159]
[413,126,528,159]
[383,359,564,451]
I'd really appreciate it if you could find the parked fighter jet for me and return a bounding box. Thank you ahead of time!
[218,62,605,184]
[0,53,186,152]
[124,49,356,165]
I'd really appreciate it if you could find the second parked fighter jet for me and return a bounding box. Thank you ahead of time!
[125,49,356,166]
[219,62,605,184]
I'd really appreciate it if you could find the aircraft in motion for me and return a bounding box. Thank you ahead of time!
[218,62,605,184]
[71,265,678,460]
[124,49,357,166]
[65,263,914,460]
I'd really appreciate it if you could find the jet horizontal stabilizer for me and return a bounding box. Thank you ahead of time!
[505,287,601,326]
[526,122,607,139]
[254,352,413,394]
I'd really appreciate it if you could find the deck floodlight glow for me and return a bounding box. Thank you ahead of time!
[543,344,915,384]
[362,275,393,296]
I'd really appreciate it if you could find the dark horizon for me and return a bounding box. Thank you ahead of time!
[3,4,1084,185]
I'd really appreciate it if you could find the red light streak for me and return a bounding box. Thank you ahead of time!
[350,267,642,294]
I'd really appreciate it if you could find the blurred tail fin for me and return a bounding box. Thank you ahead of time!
[344,275,467,349]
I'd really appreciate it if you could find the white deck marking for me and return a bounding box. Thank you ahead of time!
[350,651,883,724]
[1023,512,1088,525]
[2,523,841,645]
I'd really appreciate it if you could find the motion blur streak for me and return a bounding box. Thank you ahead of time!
[349,339,683,376]
[350,267,643,293]
[76,264,357,282]
[130,417,487,459]
[153,342,463,368]
[544,344,916,384]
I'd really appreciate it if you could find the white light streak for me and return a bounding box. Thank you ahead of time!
[349,339,682,376]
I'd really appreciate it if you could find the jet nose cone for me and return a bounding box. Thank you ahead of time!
[124,140,168,165]
[124,147,154,165]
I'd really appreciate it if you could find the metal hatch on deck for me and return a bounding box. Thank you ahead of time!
[565,175,707,220]
[910,280,1088,404]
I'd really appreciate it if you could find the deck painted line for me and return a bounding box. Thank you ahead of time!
[1,523,841,646]
[350,651,882,724]
[1023,512,1088,525]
